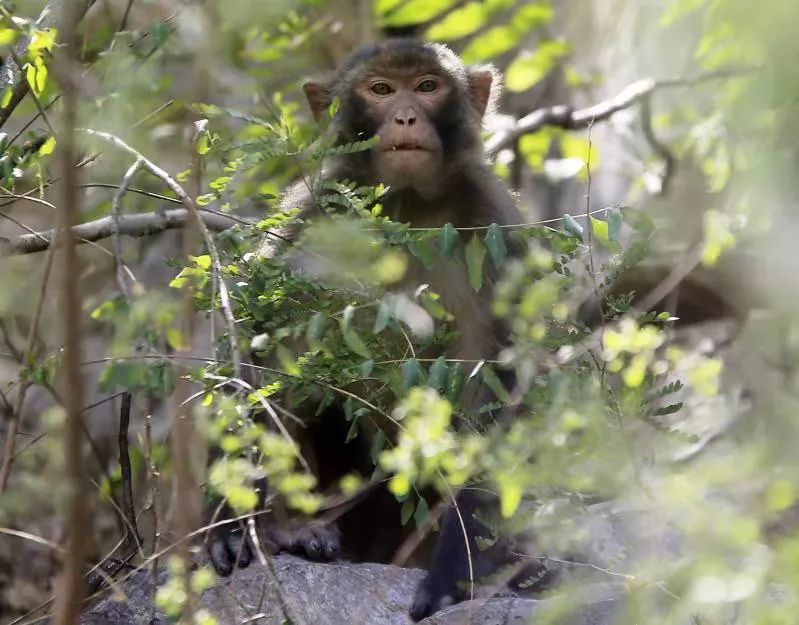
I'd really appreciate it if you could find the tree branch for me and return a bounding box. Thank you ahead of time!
[485,68,756,155]
[0,208,245,256]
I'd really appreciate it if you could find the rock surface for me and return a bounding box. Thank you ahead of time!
[79,555,625,625]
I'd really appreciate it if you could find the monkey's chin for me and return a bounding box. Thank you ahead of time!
[376,150,443,190]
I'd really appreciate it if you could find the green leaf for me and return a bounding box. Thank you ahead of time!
[414,496,430,527]
[402,358,424,391]
[437,223,459,260]
[590,216,616,250]
[342,327,371,359]
[407,234,437,271]
[481,366,510,403]
[401,498,415,525]
[562,214,584,239]
[446,364,465,404]
[483,223,507,267]
[427,356,448,392]
[276,344,301,377]
[197,133,210,155]
[306,312,327,349]
[465,234,486,292]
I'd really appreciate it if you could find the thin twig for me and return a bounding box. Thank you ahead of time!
[111,159,143,297]
[78,128,242,377]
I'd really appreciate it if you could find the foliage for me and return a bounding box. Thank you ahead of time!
[0,1,797,624]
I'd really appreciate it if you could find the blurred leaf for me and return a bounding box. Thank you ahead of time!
[506,40,568,92]
[379,0,459,27]
[425,2,485,41]
[462,26,519,62]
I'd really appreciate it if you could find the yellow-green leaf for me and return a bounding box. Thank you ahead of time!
[0,29,17,46]
[505,40,569,92]
[425,2,485,41]
[38,136,56,156]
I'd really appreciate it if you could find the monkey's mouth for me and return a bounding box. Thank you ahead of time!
[386,142,427,152]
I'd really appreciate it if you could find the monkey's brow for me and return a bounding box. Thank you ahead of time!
[365,65,444,80]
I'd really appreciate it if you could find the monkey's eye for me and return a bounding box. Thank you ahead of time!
[416,79,438,93]
[370,82,393,96]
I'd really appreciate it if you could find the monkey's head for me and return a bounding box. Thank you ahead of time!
[303,40,496,197]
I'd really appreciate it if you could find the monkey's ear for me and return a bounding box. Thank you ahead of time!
[303,82,331,122]
[467,68,496,118]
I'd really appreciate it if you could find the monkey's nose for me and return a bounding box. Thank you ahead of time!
[394,110,417,126]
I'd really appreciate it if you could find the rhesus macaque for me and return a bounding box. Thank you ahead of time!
[209,39,530,620]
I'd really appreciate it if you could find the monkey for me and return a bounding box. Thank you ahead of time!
[207,39,535,620]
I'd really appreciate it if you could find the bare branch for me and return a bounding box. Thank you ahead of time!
[1,208,245,255]
[485,68,756,155]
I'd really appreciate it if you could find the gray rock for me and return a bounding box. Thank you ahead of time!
[80,555,628,625]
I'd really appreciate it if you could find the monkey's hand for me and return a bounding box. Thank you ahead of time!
[208,519,341,576]
[208,522,256,577]
[265,520,342,561]
[409,559,466,621]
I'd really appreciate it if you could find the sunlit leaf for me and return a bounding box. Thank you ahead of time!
[379,0,459,27]
[425,2,485,41]
[505,40,569,92]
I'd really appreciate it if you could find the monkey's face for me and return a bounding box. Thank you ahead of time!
[304,41,495,198]
[353,73,449,193]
